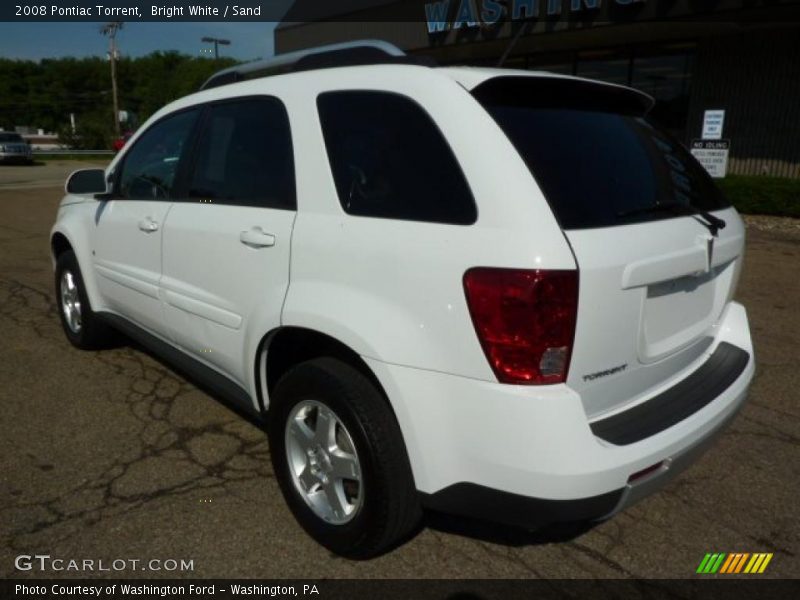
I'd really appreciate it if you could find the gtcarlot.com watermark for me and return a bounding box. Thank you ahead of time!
[15,554,194,573]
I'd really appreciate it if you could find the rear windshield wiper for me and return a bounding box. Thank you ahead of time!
[617,202,726,236]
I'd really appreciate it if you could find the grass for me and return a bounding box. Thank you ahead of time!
[716,175,800,219]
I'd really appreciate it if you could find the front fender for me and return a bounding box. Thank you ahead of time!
[50,200,105,312]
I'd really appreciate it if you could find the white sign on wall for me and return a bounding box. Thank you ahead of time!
[691,139,730,179]
[702,110,726,140]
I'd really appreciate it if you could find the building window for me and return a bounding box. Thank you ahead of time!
[575,52,630,86]
[631,51,694,141]
[529,46,695,142]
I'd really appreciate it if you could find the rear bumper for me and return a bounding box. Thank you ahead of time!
[365,302,753,528]
[419,388,744,528]
[589,341,749,445]
[420,483,624,529]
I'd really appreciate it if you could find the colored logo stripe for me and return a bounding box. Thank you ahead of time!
[697,553,726,573]
[744,553,773,574]
[720,553,749,573]
[719,553,737,573]
[697,552,773,574]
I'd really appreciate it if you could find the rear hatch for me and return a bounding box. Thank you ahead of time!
[473,76,745,419]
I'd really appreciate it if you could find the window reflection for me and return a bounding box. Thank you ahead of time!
[525,46,694,142]
[576,56,630,86]
[631,53,693,140]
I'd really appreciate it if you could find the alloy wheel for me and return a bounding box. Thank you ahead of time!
[284,399,363,525]
[60,270,82,334]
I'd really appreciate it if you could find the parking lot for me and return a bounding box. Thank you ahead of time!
[0,161,798,579]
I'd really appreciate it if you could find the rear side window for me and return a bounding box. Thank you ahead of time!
[117,109,198,200]
[188,96,295,209]
[473,77,729,230]
[317,91,476,225]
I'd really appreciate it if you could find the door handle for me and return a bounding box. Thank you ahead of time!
[239,227,276,248]
[138,217,159,233]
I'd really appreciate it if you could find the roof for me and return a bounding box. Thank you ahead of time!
[199,39,430,90]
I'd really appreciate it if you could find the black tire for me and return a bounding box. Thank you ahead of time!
[268,357,422,559]
[55,250,115,350]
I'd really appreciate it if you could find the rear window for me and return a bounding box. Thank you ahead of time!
[0,133,24,142]
[473,77,729,230]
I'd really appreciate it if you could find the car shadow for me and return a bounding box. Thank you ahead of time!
[116,335,268,432]
[95,334,595,553]
[423,510,596,547]
[0,160,42,166]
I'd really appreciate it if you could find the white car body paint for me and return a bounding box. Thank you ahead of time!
[51,64,754,512]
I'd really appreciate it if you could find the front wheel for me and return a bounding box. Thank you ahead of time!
[268,358,421,558]
[55,250,115,349]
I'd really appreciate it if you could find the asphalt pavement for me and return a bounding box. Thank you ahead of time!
[0,162,798,579]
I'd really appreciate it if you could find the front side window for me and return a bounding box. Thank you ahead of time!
[117,109,198,200]
[187,97,295,209]
[317,91,476,225]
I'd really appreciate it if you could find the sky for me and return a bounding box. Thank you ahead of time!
[0,22,279,62]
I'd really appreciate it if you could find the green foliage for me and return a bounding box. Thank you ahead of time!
[716,175,800,219]
[58,113,114,150]
[0,52,238,149]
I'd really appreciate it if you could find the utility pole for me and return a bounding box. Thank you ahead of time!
[201,36,231,60]
[101,22,123,136]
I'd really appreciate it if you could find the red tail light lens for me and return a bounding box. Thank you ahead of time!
[463,268,578,385]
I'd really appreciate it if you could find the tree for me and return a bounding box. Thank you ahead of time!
[0,52,239,148]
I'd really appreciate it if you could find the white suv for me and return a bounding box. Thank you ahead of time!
[51,41,754,558]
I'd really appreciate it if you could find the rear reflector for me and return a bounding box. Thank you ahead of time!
[463,268,578,385]
[627,461,665,484]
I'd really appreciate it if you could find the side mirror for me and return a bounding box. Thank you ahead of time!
[65,168,108,196]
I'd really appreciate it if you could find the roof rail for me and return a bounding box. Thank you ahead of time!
[199,40,426,91]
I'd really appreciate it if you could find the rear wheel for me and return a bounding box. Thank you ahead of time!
[268,357,421,558]
[55,250,115,349]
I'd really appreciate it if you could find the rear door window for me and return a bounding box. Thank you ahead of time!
[317,91,476,225]
[473,77,729,230]
[187,96,296,210]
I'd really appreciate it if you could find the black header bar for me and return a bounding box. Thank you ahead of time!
[3,0,800,22]
[3,579,800,600]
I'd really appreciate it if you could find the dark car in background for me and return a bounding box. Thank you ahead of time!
[0,132,33,164]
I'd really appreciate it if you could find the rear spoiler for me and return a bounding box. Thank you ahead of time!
[472,76,655,116]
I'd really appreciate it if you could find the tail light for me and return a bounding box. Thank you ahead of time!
[463,268,578,385]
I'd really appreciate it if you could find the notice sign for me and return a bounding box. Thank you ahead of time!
[702,110,726,140]
[691,139,730,179]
